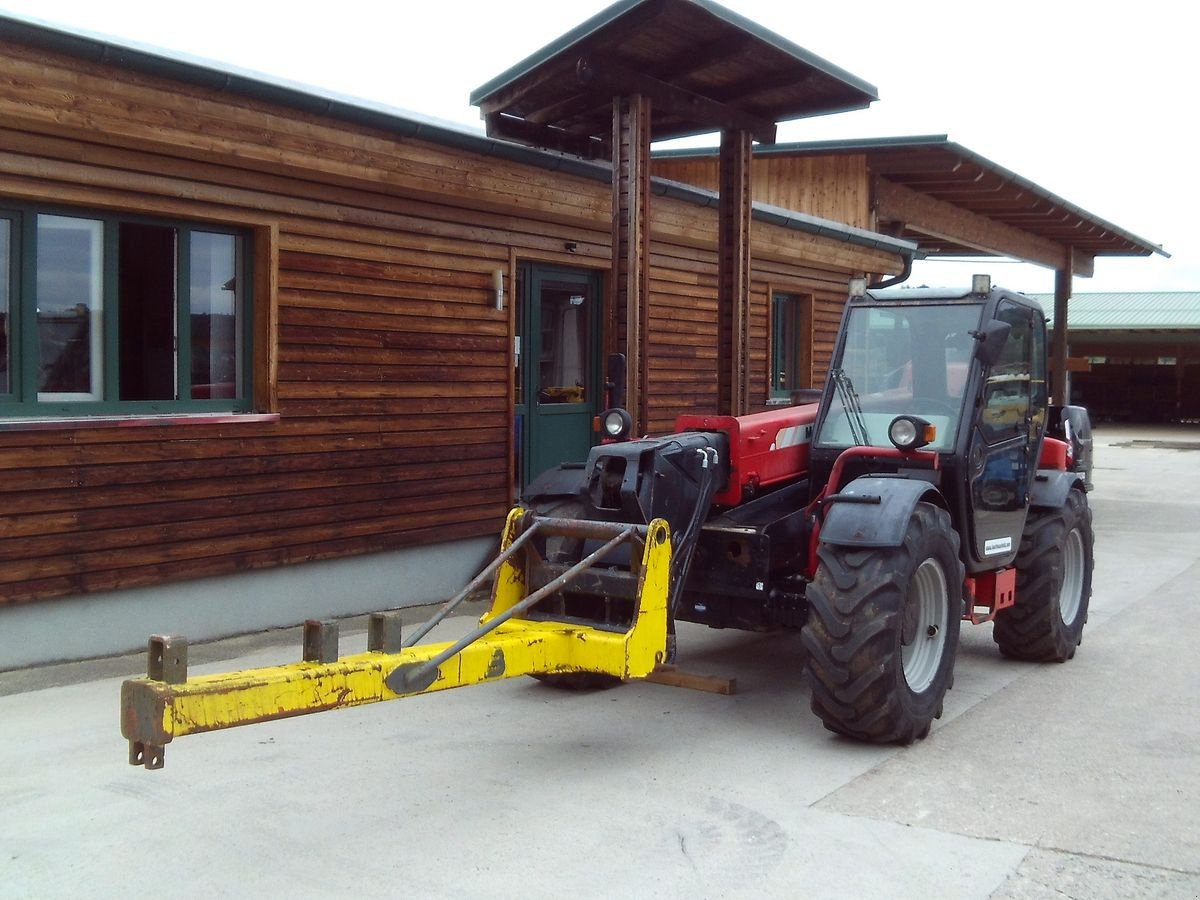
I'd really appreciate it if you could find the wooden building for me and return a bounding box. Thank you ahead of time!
[0,7,915,667]
[0,4,1165,668]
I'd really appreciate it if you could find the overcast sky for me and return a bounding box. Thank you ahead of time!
[1,0,1192,295]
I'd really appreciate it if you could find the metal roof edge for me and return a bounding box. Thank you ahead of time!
[0,11,913,263]
[470,0,642,105]
[685,0,878,100]
[653,134,1166,259]
[652,134,951,158]
[937,139,1169,261]
[470,0,878,108]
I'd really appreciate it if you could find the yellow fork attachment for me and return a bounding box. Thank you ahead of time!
[120,509,671,769]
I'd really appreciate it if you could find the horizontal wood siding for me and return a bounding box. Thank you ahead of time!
[652,154,872,230]
[0,39,899,606]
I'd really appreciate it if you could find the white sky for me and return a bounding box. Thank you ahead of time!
[0,0,1192,295]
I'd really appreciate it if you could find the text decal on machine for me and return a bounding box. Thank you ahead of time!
[984,537,1013,556]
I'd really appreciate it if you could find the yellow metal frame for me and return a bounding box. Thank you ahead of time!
[121,510,671,768]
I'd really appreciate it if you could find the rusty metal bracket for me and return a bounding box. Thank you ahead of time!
[368,612,404,653]
[303,620,339,663]
[126,635,188,770]
[148,634,188,684]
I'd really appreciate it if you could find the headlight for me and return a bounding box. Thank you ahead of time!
[599,407,633,440]
[888,415,935,451]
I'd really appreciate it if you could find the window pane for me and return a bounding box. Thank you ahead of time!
[0,220,10,395]
[771,293,808,397]
[119,223,177,401]
[537,286,589,404]
[816,303,984,451]
[189,232,240,400]
[37,215,103,399]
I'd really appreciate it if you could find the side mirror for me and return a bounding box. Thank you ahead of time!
[972,320,1011,367]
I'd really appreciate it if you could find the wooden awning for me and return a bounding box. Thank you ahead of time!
[654,135,1167,275]
[470,0,877,159]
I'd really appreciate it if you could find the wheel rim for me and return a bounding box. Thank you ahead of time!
[901,558,948,693]
[1059,527,1086,626]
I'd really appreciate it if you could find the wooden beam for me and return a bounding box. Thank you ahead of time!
[707,65,820,104]
[648,34,757,82]
[612,94,652,434]
[483,112,610,160]
[645,664,737,694]
[475,55,582,117]
[1053,253,1072,406]
[718,128,753,416]
[876,179,1095,277]
[578,57,777,144]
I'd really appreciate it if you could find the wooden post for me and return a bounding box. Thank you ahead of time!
[718,128,752,416]
[611,94,651,433]
[1053,249,1072,406]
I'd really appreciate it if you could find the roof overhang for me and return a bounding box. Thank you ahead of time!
[655,135,1167,275]
[470,0,878,158]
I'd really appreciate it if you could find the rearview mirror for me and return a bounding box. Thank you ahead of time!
[972,320,1012,367]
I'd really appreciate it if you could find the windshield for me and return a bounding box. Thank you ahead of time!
[816,302,985,451]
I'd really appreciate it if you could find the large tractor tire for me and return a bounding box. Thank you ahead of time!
[993,488,1093,662]
[802,502,964,744]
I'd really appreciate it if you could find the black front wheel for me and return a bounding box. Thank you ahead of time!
[802,502,964,743]
[993,489,1093,662]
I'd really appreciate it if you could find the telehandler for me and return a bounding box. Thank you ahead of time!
[121,276,1094,767]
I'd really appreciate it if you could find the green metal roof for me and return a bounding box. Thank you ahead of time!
[1028,293,1200,330]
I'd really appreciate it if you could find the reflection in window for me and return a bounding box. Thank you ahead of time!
[816,303,984,451]
[980,302,1044,443]
[0,205,250,415]
[190,232,241,399]
[538,288,588,404]
[37,215,103,400]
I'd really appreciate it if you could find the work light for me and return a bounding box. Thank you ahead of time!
[888,415,935,450]
[599,407,633,440]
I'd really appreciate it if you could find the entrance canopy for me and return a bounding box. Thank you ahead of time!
[470,0,878,158]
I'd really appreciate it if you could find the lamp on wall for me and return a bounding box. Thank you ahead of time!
[493,269,505,311]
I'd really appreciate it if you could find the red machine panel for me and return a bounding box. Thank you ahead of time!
[675,404,819,506]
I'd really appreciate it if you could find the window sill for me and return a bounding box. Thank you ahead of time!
[0,412,281,432]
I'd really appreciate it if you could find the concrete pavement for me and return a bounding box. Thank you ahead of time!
[1,425,1197,898]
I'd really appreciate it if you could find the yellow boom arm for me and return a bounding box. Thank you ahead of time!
[121,510,671,769]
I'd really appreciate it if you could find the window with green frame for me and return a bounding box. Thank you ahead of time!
[0,205,251,417]
[770,291,811,400]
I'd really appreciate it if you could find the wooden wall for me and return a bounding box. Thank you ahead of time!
[0,38,898,607]
[652,154,872,230]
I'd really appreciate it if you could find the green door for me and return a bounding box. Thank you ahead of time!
[515,264,601,491]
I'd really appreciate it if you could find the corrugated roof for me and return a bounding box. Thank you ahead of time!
[1028,293,1200,330]
[0,11,916,262]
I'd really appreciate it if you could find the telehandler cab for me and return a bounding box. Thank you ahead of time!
[121,276,1094,767]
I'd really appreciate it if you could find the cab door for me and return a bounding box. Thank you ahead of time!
[514,264,601,491]
[968,300,1047,566]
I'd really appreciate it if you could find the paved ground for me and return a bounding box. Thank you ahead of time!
[2,425,1198,899]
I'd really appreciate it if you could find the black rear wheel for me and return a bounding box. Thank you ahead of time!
[993,488,1093,662]
[802,502,963,743]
